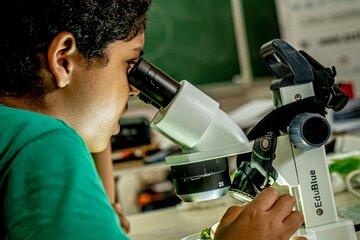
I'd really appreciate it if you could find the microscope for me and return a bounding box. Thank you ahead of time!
[128,39,357,240]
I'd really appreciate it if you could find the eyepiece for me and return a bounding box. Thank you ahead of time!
[128,58,180,108]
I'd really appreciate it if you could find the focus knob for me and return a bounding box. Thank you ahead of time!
[289,113,331,150]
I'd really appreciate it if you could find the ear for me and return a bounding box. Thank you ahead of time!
[47,32,78,88]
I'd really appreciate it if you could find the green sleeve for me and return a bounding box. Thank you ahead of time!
[4,128,129,240]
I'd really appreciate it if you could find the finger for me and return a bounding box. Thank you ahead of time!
[113,203,122,211]
[269,194,296,220]
[120,214,131,233]
[247,187,279,211]
[216,206,243,236]
[283,211,304,237]
[219,206,243,227]
[291,237,308,240]
[113,203,131,233]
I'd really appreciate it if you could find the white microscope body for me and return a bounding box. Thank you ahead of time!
[270,86,356,239]
[274,137,356,240]
[128,39,357,239]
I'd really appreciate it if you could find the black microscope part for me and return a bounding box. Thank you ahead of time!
[302,116,330,145]
[138,92,162,109]
[170,158,231,195]
[260,39,314,87]
[299,50,349,112]
[248,39,349,140]
[128,58,180,109]
[232,132,278,199]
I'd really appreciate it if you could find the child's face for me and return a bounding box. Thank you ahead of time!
[62,33,145,152]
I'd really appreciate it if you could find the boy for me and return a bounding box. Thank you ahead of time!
[0,1,303,239]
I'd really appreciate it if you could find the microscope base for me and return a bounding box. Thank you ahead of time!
[298,220,357,240]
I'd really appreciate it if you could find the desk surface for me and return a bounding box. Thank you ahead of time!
[128,191,360,240]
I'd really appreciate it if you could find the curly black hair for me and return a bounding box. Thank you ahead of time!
[0,0,151,98]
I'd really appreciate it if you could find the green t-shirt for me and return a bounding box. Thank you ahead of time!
[0,104,128,240]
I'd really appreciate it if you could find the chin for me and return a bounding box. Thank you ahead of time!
[90,143,109,153]
[88,136,111,153]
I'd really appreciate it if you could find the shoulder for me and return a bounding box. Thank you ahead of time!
[3,107,93,182]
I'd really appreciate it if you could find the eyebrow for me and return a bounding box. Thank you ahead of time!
[132,47,144,53]
[132,47,144,58]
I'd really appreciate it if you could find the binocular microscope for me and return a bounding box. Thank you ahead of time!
[128,39,357,240]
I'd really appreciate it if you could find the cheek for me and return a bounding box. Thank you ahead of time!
[104,72,129,120]
[116,73,130,105]
[94,64,130,118]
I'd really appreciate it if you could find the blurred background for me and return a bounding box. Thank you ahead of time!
[110,0,360,219]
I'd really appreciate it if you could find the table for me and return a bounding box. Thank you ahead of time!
[128,191,360,240]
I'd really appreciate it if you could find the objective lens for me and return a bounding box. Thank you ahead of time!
[170,158,231,202]
[230,162,259,201]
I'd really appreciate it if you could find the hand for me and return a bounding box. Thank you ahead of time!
[215,187,305,240]
[112,203,131,233]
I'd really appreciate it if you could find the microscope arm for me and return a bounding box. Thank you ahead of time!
[247,97,326,141]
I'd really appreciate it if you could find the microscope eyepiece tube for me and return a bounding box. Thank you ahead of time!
[128,58,181,108]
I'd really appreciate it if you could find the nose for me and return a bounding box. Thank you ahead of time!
[129,84,140,98]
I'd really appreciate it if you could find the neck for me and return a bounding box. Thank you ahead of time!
[0,93,96,152]
[0,95,47,113]
[0,93,69,123]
